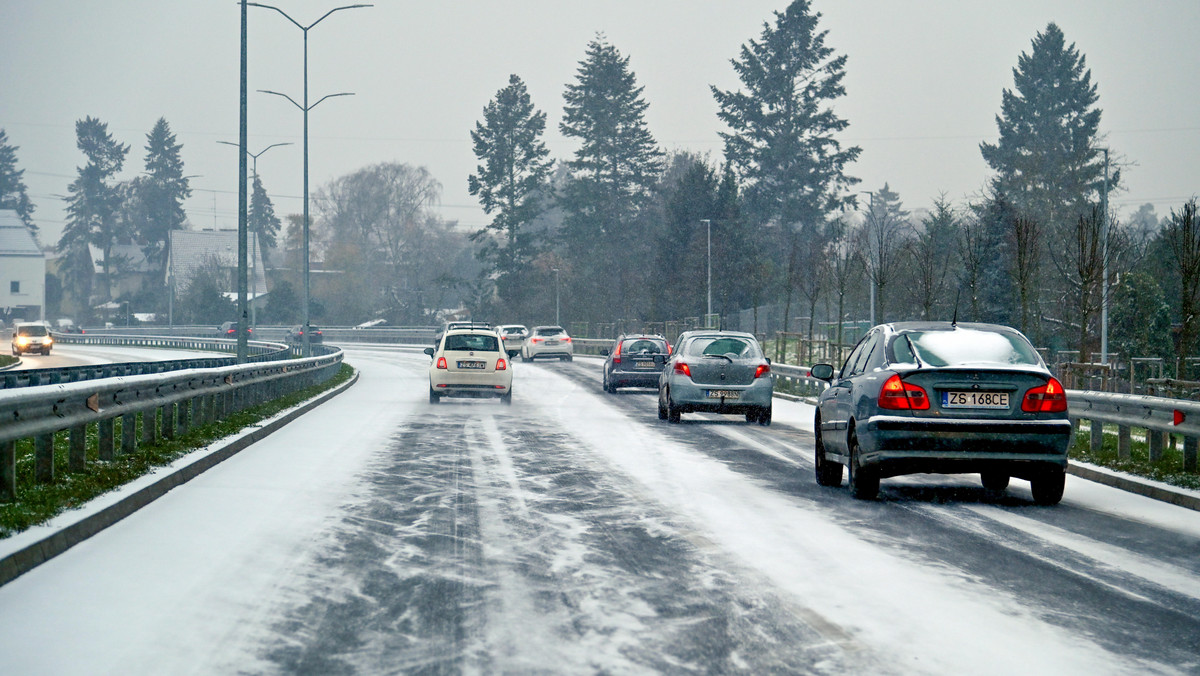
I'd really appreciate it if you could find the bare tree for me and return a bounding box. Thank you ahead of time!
[908,195,959,320]
[1163,199,1200,377]
[859,185,910,323]
[1010,214,1042,336]
[1050,207,1105,362]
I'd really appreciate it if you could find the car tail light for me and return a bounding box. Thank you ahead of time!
[496,357,507,371]
[532,337,543,343]
[674,362,691,378]
[613,341,622,364]
[1022,377,1067,412]
[754,363,771,378]
[563,336,572,342]
[667,343,673,355]
[436,357,448,369]
[879,374,929,410]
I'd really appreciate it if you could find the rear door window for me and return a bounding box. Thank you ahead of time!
[444,334,499,352]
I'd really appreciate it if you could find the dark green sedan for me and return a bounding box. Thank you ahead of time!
[810,321,1072,504]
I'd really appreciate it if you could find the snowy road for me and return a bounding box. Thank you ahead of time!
[0,344,1198,674]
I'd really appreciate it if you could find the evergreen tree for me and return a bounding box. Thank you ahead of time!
[1110,271,1173,363]
[138,118,190,270]
[468,74,553,312]
[980,23,1116,235]
[560,35,664,321]
[907,195,960,321]
[58,116,129,306]
[0,128,36,232]
[713,0,859,335]
[859,184,910,323]
[249,174,281,249]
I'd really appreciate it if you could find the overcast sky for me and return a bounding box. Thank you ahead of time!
[2,0,1198,247]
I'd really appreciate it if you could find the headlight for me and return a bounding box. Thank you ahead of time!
[44,336,53,344]
[16,337,29,346]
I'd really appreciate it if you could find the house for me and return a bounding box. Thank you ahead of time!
[88,241,156,301]
[165,229,269,310]
[0,209,45,323]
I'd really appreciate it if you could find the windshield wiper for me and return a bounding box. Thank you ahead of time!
[704,354,734,362]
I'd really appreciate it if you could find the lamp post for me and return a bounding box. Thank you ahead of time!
[218,141,292,329]
[1099,147,1110,365]
[700,218,712,325]
[552,268,560,326]
[860,190,876,326]
[250,2,370,356]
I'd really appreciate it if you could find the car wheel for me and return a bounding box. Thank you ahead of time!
[981,472,1010,492]
[847,428,879,500]
[745,411,757,423]
[522,353,531,363]
[1030,468,1065,505]
[666,389,681,424]
[566,355,573,362]
[814,419,844,487]
[757,406,771,426]
[658,388,668,420]
[428,387,441,404]
[501,390,513,405]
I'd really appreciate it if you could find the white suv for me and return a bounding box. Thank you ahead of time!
[521,325,573,362]
[425,327,513,404]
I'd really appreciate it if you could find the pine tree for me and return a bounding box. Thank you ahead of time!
[468,74,553,312]
[980,23,1115,234]
[59,116,129,306]
[138,118,190,270]
[249,174,281,250]
[0,128,36,233]
[560,35,664,321]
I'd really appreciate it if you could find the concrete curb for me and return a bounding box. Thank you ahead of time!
[0,369,359,587]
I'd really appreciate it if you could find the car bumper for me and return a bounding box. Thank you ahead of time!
[667,378,773,413]
[526,347,573,358]
[859,415,1072,478]
[610,369,663,388]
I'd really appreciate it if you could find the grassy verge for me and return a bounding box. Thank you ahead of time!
[0,363,354,539]
[0,355,17,369]
[1070,426,1200,491]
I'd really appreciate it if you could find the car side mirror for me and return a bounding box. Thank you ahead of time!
[765,357,772,365]
[423,347,435,358]
[810,363,835,381]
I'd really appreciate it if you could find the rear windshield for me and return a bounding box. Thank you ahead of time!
[895,328,1041,367]
[685,336,759,359]
[502,327,525,336]
[621,339,666,354]
[444,334,499,352]
[17,325,48,337]
[536,327,565,336]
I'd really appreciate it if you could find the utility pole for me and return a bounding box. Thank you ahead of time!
[1100,147,1110,365]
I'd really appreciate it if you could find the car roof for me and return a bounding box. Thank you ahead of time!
[677,330,757,340]
[880,321,1026,336]
[445,327,499,336]
[531,325,565,331]
[617,334,666,341]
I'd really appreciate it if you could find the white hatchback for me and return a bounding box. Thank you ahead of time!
[425,328,513,404]
[521,325,573,362]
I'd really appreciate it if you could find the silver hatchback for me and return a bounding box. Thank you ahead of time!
[658,330,773,425]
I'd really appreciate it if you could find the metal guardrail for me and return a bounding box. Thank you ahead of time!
[77,325,438,345]
[0,347,345,501]
[1069,390,1200,471]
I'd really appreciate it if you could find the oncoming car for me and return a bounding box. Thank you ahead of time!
[424,327,512,404]
[658,330,773,424]
[810,321,1072,504]
[521,325,573,362]
[11,322,53,356]
[601,334,670,392]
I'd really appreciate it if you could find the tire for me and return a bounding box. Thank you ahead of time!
[981,472,1010,492]
[566,355,573,362]
[814,419,844,487]
[658,388,668,420]
[666,389,681,424]
[757,406,771,426]
[428,387,441,404]
[745,411,757,423]
[522,353,531,363]
[1030,468,1065,505]
[501,390,513,405]
[847,428,879,500]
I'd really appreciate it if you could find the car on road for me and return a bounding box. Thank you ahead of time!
[217,321,252,339]
[11,322,53,355]
[496,324,528,357]
[286,325,323,344]
[658,330,773,424]
[809,321,1072,504]
[521,325,573,362]
[424,326,513,404]
[601,334,671,392]
[434,320,491,346]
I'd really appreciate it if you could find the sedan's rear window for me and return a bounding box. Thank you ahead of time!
[899,328,1041,367]
[444,334,499,352]
[686,337,757,358]
[536,327,565,336]
[622,339,665,354]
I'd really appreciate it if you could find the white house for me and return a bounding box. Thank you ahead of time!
[0,209,45,323]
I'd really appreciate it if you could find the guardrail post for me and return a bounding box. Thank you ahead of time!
[69,425,87,473]
[1117,425,1131,459]
[1,440,15,501]
[178,399,191,437]
[162,403,175,441]
[1186,436,1198,473]
[121,412,136,455]
[35,433,54,483]
[1090,419,1104,452]
[1149,430,1165,462]
[142,408,157,446]
[98,418,115,461]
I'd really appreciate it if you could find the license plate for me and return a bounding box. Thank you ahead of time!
[707,390,741,399]
[943,391,1009,408]
[545,340,559,345]
[634,361,655,369]
[457,361,486,369]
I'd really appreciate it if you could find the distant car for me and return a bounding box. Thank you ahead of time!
[496,324,528,358]
[602,334,671,392]
[11,322,53,355]
[434,320,491,345]
[286,325,323,344]
[424,327,512,404]
[809,321,1072,504]
[217,321,252,339]
[658,330,772,424]
[521,325,573,362]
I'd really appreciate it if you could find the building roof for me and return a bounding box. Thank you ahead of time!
[0,209,42,257]
[88,242,155,273]
[166,229,268,291]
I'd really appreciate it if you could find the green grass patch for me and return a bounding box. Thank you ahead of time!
[0,363,354,539]
[0,354,17,369]
[1070,426,1200,491]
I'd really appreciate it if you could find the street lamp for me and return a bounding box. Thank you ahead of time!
[250,2,370,356]
[860,190,876,326]
[552,268,560,326]
[700,218,712,324]
[218,141,292,328]
[1099,147,1110,365]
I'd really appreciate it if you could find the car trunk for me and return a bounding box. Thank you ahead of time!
[898,368,1054,418]
[687,357,758,387]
